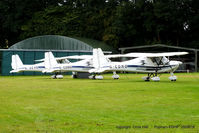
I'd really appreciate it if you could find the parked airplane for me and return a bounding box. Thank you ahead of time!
[10,53,72,78]
[88,48,188,81]
[42,52,94,78]
[10,54,45,73]
[10,49,188,81]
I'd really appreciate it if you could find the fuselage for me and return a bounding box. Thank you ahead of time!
[10,63,45,73]
[103,62,180,73]
[46,59,94,73]
[99,57,181,73]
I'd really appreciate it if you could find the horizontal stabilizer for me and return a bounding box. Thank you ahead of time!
[42,69,55,73]
[10,70,20,73]
[89,68,108,73]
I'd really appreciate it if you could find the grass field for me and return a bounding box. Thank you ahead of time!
[0,73,199,133]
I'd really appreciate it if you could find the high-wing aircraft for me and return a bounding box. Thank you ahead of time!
[10,54,45,73]
[88,48,188,81]
[10,53,72,78]
[10,49,188,81]
[42,52,94,78]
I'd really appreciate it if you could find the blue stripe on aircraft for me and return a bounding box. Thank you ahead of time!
[127,65,174,68]
[72,66,94,68]
[38,66,45,68]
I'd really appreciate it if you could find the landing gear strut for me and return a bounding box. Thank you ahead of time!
[89,74,103,80]
[51,72,63,79]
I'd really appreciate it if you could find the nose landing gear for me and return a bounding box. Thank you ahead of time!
[169,72,177,81]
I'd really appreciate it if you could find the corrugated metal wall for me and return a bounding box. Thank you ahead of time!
[0,50,92,76]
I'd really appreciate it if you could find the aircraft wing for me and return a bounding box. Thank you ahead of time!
[35,52,188,62]
[99,52,188,58]
[36,55,93,61]
[63,54,126,59]
[122,52,188,57]
[62,55,93,59]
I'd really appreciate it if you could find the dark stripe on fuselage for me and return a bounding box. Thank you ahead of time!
[38,66,45,68]
[72,66,94,69]
[127,65,174,69]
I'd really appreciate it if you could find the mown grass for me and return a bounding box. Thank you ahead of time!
[0,73,199,133]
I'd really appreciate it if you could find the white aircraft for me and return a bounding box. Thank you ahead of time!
[55,48,188,81]
[10,49,187,81]
[87,48,188,81]
[10,53,72,78]
[10,54,45,73]
[42,52,94,78]
[56,48,188,81]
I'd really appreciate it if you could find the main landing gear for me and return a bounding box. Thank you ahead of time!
[142,72,177,82]
[112,71,119,79]
[51,72,63,79]
[89,74,104,80]
[89,71,119,80]
[72,72,78,79]
[142,73,160,82]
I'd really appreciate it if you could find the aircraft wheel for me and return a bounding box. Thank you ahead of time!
[169,76,177,81]
[88,75,96,79]
[95,75,103,80]
[56,75,63,79]
[151,76,160,82]
[72,74,78,79]
[51,75,57,79]
[142,76,150,81]
[112,74,119,80]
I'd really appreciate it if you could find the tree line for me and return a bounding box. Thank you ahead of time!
[0,0,199,49]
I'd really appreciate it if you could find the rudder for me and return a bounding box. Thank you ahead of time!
[11,54,23,70]
[44,52,58,70]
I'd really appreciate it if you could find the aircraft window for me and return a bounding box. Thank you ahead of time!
[151,57,163,65]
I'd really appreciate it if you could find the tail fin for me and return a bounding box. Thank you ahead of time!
[44,52,58,70]
[11,54,23,70]
[93,48,109,69]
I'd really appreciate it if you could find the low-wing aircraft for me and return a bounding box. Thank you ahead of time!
[88,48,188,81]
[10,54,45,73]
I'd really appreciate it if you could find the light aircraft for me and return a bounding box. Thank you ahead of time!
[42,51,124,79]
[10,49,188,81]
[10,54,45,73]
[42,52,94,78]
[87,48,188,81]
[10,53,72,78]
[10,53,74,78]
[42,50,133,79]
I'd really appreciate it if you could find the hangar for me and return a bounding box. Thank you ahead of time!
[0,35,114,76]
